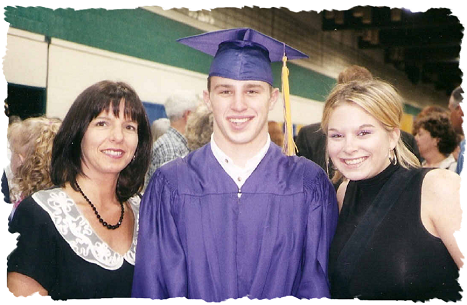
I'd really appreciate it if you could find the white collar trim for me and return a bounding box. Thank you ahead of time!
[32,188,140,270]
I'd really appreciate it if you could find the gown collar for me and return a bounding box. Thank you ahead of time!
[210,134,271,189]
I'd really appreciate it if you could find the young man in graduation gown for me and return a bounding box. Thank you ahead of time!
[132,28,339,301]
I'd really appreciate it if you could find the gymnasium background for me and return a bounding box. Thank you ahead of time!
[4,5,445,136]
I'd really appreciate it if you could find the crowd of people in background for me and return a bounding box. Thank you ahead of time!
[3,27,464,302]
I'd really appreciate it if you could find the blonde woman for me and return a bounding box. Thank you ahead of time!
[7,117,61,212]
[322,80,462,301]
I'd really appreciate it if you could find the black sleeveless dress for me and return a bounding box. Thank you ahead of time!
[328,164,461,301]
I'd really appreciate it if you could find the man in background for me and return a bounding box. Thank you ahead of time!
[448,86,464,174]
[144,93,199,189]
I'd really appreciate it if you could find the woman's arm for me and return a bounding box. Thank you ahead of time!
[7,272,48,297]
[421,169,463,268]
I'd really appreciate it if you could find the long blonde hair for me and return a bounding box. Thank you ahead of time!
[7,117,62,202]
[321,79,420,183]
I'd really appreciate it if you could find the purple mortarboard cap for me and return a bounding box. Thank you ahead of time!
[177,28,308,85]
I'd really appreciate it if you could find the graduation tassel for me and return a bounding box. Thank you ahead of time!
[281,54,297,156]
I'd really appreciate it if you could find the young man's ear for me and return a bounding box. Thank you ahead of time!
[269,88,280,111]
[203,90,213,112]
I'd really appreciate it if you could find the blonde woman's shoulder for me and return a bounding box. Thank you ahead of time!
[422,168,460,200]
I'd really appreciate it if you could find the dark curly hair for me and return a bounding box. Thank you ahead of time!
[412,105,450,135]
[51,80,152,202]
[413,112,459,155]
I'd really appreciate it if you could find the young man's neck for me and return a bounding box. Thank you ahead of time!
[213,132,269,168]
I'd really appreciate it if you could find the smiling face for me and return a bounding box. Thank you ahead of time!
[327,102,399,181]
[203,76,279,153]
[80,100,139,179]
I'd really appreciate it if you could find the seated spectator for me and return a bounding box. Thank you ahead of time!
[150,118,170,143]
[6,116,61,214]
[414,112,459,171]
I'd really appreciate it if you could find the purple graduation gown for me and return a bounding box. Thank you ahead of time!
[132,143,338,301]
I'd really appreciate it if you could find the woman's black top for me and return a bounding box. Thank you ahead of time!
[7,188,140,300]
[328,164,461,301]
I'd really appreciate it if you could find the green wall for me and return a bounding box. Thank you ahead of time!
[4,6,337,102]
[403,103,421,116]
[5,6,422,117]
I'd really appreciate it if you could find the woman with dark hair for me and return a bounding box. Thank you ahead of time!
[7,80,152,299]
[414,112,459,171]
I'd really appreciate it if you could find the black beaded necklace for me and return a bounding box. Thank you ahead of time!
[75,181,124,230]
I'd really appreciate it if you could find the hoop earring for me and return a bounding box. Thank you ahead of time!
[389,149,397,165]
